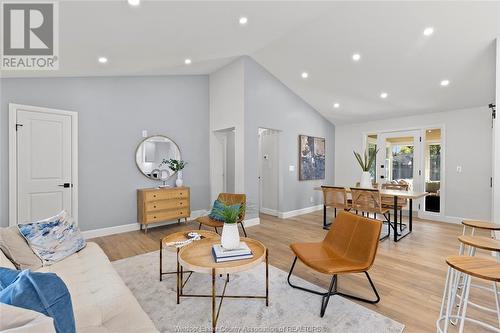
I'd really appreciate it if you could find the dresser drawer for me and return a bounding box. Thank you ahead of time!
[144,189,188,202]
[145,209,189,223]
[145,199,189,212]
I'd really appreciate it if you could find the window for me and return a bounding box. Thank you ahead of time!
[428,144,441,181]
[391,145,414,181]
[366,134,377,181]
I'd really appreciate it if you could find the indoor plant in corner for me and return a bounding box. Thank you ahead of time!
[353,149,378,188]
[163,159,187,187]
[213,202,245,250]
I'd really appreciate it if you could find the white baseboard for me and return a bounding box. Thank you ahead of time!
[82,209,207,239]
[420,214,462,224]
[278,205,323,219]
[243,217,260,227]
[259,208,278,216]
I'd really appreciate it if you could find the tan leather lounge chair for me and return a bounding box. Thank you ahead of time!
[287,211,382,317]
[197,193,247,237]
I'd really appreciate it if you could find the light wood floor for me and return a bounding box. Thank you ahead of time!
[91,210,496,333]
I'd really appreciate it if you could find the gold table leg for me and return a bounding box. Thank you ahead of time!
[212,268,216,333]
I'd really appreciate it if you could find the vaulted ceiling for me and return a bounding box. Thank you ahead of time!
[2,1,498,124]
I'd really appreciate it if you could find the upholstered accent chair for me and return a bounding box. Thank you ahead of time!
[288,211,382,317]
[197,193,247,237]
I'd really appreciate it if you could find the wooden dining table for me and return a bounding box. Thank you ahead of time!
[315,186,428,242]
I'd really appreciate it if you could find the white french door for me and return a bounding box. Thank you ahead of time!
[376,130,423,212]
[9,104,78,225]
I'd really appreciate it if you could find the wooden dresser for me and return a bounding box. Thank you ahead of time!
[137,187,190,232]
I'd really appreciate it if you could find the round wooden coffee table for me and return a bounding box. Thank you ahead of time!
[159,230,219,283]
[178,237,269,332]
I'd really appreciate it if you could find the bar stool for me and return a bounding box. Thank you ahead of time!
[462,220,500,237]
[437,256,500,333]
[450,236,500,327]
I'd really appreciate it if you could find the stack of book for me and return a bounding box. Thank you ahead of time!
[212,242,253,263]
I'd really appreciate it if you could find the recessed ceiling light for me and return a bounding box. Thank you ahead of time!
[128,0,140,6]
[98,57,108,64]
[239,17,248,25]
[440,79,450,86]
[184,58,192,65]
[380,92,388,99]
[301,72,309,79]
[423,27,434,36]
[333,103,340,108]
[352,53,361,61]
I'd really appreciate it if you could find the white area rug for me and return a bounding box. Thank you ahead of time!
[113,250,405,333]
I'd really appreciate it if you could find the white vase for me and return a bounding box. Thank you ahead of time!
[175,171,183,187]
[360,171,372,188]
[221,223,240,250]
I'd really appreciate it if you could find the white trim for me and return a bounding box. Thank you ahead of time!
[421,214,462,224]
[259,208,279,216]
[82,209,208,239]
[8,104,79,226]
[278,204,323,219]
[243,217,260,227]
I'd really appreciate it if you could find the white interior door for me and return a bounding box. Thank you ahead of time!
[11,105,77,224]
[258,129,279,215]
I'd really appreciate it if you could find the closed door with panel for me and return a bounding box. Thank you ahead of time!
[16,109,74,223]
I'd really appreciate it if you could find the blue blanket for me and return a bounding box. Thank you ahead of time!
[0,267,76,333]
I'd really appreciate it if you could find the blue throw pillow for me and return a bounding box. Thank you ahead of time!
[0,267,76,333]
[209,200,241,222]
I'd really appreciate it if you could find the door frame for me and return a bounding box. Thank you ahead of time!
[9,103,79,226]
[362,124,446,220]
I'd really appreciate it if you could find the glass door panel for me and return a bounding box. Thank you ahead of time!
[376,130,422,193]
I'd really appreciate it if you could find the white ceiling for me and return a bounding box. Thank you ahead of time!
[2,1,499,124]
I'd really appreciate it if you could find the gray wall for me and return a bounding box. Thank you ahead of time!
[243,57,335,216]
[0,76,210,230]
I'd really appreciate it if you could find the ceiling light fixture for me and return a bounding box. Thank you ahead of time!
[239,17,248,25]
[423,27,434,36]
[301,72,309,79]
[440,79,450,86]
[352,53,361,61]
[380,92,388,99]
[184,58,192,65]
[98,57,108,64]
[128,0,140,6]
[333,103,340,108]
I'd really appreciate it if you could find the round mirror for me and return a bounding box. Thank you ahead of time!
[135,135,181,180]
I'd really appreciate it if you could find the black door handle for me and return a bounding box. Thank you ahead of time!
[57,183,72,188]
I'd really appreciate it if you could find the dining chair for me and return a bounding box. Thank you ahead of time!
[321,186,351,230]
[350,188,391,240]
[197,193,247,236]
[381,182,409,232]
[287,211,382,317]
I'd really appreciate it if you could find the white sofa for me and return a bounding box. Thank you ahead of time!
[0,242,158,333]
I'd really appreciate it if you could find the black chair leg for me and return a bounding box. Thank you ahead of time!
[399,209,403,231]
[214,227,219,235]
[287,257,380,317]
[240,223,248,237]
[320,275,337,317]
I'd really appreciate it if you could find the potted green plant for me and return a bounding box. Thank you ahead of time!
[212,202,245,250]
[353,149,378,188]
[161,159,187,187]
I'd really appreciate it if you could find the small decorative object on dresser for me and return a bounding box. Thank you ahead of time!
[137,187,190,233]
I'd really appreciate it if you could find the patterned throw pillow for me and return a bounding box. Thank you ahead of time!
[208,200,241,222]
[17,211,86,265]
